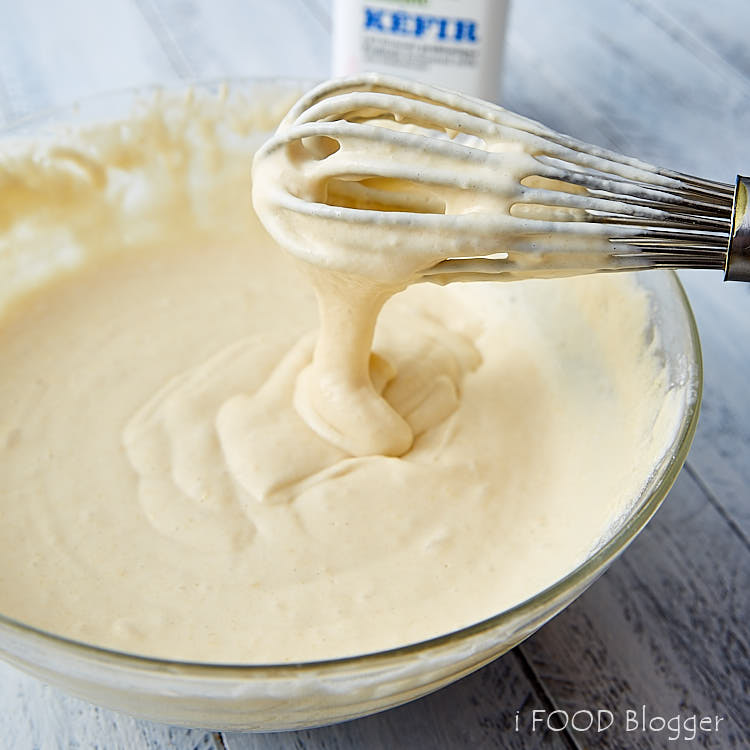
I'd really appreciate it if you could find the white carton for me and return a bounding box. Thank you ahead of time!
[332,0,509,101]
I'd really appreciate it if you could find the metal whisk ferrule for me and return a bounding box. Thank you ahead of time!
[726,176,750,280]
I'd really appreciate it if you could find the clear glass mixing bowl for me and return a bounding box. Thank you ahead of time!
[0,80,702,731]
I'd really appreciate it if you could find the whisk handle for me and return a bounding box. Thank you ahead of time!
[725,175,750,281]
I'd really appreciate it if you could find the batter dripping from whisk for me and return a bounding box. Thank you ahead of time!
[0,81,687,662]
[251,76,607,457]
[251,74,728,459]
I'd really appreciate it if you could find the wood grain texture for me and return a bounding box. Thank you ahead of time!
[629,0,750,85]
[499,3,750,747]
[521,470,749,749]
[0,660,219,750]
[225,652,573,750]
[505,0,750,179]
[140,0,330,81]
[504,0,750,534]
[0,0,179,126]
[0,0,748,748]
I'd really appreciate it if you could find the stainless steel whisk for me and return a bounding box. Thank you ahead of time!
[253,74,750,284]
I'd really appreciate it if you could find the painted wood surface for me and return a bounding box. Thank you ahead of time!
[0,1,748,748]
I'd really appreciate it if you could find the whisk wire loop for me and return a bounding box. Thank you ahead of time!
[257,74,749,283]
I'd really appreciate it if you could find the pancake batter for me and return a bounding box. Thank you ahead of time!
[0,85,684,662]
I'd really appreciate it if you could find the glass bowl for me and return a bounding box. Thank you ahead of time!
[0,80,702,731]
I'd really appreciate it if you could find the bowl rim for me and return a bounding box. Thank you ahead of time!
[0,78,703,677]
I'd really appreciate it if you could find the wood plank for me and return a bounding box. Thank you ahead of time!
[520,469,750,749]
[504,0,750,177]
[0,0,179,126]
[0,660,219,750]
[300,0,331,31]
[142,0,330,81]
[224,652,574,750]
[628,0,750,84]
[678,270,750,538]
[503,0,750,536]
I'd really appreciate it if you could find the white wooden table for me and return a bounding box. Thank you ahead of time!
[1,1,748,748]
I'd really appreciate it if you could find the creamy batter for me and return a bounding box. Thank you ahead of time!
[0,85,684,663]
[250,76,648,459]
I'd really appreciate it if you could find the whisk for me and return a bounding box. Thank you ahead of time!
[251,73,750,285]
